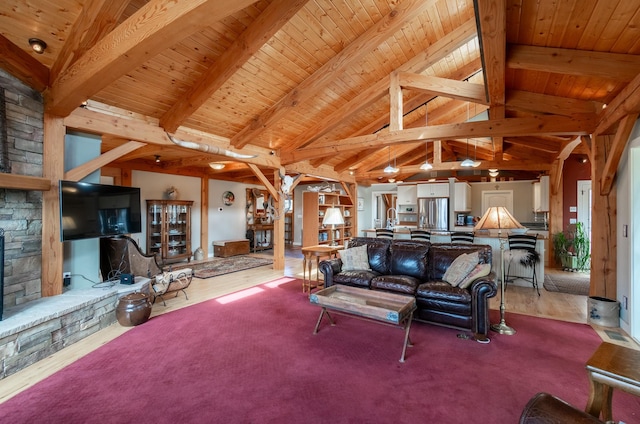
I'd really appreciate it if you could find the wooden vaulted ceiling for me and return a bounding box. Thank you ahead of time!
[1,0,639,187]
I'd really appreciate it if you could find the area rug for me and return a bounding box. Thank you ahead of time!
[185,255,273,279]
[1,278,638,423]
[543,271,590,296]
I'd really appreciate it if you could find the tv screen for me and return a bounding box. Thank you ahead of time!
[59,181,142,241]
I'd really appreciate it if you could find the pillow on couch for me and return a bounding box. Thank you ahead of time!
[339,244,371,271]
[442,251,479,287]
[457,263,491,289]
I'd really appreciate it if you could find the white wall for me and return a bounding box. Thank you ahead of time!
[469,180,538,223]
[132,171,260,258]
[63,132,101,288]
[617,118,640,339]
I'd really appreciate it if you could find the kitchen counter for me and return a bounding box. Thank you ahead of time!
[361,228,546,284]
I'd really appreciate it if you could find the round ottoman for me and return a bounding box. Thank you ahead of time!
[116,292,152,326]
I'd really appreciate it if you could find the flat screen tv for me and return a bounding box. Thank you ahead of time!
[59,180,142,242]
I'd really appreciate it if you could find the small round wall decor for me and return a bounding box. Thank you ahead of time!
[223,191,235,206]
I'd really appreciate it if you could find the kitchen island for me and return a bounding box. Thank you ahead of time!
[361,228,545,285]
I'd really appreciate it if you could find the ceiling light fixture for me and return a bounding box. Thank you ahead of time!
[489,170,499,178]
[209,162,225,170]
[383,146,398,173]
[28,38,47,54]
[420,107,433,170]
[154,155,160,163]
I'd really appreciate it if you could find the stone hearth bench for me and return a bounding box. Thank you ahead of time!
[0,277,150,380]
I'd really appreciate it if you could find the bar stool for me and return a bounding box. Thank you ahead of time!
[375,228,394,239]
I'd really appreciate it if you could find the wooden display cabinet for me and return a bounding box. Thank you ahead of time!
[302,191,355,247]
[147,200,193,264]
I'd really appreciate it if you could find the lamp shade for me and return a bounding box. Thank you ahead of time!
[322,207,344,226]
[474,206,523,231]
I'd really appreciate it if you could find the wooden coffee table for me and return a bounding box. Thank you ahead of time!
[585,342,640,421]
[310,285,416,362]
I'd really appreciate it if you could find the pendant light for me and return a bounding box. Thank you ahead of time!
[420,105,433,170]
[460,101,474,167]
[383,146,398,173]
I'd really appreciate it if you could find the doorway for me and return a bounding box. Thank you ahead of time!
[481,190,514,214]
[577,180,592,242]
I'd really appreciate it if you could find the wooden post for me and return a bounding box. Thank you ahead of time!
[590,134,617,298]
[273,170,285,270]
[200,177,209,258]
[41,114,65,297]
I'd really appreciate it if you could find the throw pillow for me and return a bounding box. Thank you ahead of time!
[443,251,479,287]
[339,244,371,271]
[458,263,491,289]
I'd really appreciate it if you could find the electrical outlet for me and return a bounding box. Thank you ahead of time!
[623,296,628,310]
[63,272,71,287]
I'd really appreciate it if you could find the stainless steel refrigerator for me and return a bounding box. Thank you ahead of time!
[417,197,449,230]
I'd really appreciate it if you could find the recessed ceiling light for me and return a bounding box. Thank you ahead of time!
[28,38,47,54]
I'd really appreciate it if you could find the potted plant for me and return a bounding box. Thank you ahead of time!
[552,223,590,271]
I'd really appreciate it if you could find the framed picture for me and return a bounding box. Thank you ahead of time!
[223,191,235,206]
[357,197,364,211]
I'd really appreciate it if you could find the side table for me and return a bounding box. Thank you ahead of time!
[585,342,640,421]
[301,245,342,295]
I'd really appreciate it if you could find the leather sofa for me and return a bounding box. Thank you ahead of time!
[318,237,498,339]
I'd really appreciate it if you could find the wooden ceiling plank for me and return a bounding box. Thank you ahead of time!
[0,35,49,92]
[507,44,640,81]
[507,89,600,116]
[397,72,488,104]
[160,0,308,133]
[46,0,258,116]
[283,115,595,163]
[64,141,146,182]
[50,0,129,82]
[230,0,438,148]
[600,113,639,195]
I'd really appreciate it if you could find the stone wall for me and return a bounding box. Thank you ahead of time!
[0,69,44,309]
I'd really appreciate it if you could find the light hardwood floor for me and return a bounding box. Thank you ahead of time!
[0,248,634,404]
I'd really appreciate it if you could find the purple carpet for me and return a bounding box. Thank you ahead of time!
[1,278,638,423]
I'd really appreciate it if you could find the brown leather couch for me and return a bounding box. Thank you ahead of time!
[319,237,497,339]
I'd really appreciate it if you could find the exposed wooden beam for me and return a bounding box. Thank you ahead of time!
[231,0,437,148]
[64,108,279,168]
[247,164,279,200]
[475,0,505,106]
[281,18,478,152]
[596,71,640,135]
[45,0,258,116]
[0,35,49,92]
[600,113,639,195]
[160,0,307,133]
[50,0,129,81]
[64,141,146,182]
[507,44,640,81]
[389,71,403,131]
[397,72,488,105]
[283,115,594,163]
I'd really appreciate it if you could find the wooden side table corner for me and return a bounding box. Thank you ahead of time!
[301,245,342,295]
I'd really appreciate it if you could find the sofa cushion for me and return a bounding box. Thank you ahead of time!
[443,251,479,286]
[338,244,371,271]
[416,281,472,303]
[458,263,491,289]
[333,270,380,288]
[371,275,421,295]
[428,244,492,281]
[348,237,391,275]
[389,240,429,280]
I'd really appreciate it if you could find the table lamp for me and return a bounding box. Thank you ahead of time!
[322,207,344,246]
[474,206,524,335]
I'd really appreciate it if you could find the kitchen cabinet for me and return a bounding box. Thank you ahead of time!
[417,182,449,198]
[454,182,471,212]
[533,176,550,212]
[397,184,417,205]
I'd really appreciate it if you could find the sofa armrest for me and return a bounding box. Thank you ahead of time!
[318,258,343,288]
[468,272,498,336]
